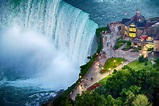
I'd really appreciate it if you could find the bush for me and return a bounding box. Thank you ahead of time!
[127,40,131,46]
[147,48,153,51]
[113,37,127,50]
[144,61,148,66]
[138,55,148,63]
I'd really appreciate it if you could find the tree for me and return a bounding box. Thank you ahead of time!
[154,58,159,69]
[127,40,131,46]
[74,91,106,106]
[105,95,123,106]
[120,86,141,106]
[132,94,151,106]
[61,98,73,106]
[138,55,148,62]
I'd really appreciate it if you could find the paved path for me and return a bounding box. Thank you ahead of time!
[69,25,140,100]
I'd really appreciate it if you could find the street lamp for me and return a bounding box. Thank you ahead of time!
[113,60,116,68]
[109,68,111,74]
[121,61,123,66]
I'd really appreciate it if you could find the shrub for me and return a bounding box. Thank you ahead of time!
[144,61,148,66]
[138,55,148,63]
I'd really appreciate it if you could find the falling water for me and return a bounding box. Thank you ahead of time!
[0,0,98,105]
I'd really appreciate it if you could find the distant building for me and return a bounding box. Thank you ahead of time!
[120,9,157,38]
[154,34,159,52]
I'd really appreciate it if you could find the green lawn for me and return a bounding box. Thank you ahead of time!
[114,37,127,50]
[101,57,126,73]
[127,60,153,70]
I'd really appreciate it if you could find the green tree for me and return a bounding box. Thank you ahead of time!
[74,91,106,106]
[127,40,131,46]
[138,55,148,62]
[105,95,123,106]
[132,94,151,106]
[154,58,159,69]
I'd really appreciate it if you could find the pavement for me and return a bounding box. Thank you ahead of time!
[69,24,140,100]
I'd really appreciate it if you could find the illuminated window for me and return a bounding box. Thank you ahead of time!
[129,28,136,32]
[129,33,136,37]
[132,28,136,32]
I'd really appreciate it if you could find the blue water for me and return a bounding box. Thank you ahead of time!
[64,0,159,27]
[0,83,56,106]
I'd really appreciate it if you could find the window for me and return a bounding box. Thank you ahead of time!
[129,28,136,32]
[129,33,136,37]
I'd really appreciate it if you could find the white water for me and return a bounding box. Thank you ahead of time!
[0,0,98,90]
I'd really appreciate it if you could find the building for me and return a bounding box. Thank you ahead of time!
[120,9,157,38]
[154,34,159,52]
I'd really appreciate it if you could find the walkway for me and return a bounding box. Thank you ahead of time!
[69,25,140,100]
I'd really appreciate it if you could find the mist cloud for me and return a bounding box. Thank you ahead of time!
[0,25,79,90]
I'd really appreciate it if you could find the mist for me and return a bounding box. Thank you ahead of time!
[0,25,79,90]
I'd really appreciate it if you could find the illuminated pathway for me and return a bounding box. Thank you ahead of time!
[69,24,140,100]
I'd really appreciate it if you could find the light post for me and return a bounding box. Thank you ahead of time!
[102,67,104,70]
[109,68,111,74]
[113,60,116,68]
[121,61,123,66]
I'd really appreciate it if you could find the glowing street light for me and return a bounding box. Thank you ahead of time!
[109,68,111,74]
[121,61,124,66]
[113,60,116,68]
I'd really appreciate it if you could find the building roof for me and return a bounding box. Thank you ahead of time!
[145,21,158,28]
[121,18,131,24]
[121,9,147,27]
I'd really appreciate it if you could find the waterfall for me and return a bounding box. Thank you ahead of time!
[0,0,98,90]
[0,0,98,64]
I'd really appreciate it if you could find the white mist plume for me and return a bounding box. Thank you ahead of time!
[0,25,79,90]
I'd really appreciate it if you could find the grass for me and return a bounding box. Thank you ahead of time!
[114,37,127,50]
[101,57,126,74]
[122,45,132,51]
[127,60,153,71]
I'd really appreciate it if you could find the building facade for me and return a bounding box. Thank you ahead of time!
[154,35,159,52]
[120,9,157,38]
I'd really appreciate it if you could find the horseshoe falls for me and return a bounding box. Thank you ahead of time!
[0,0,98,106]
